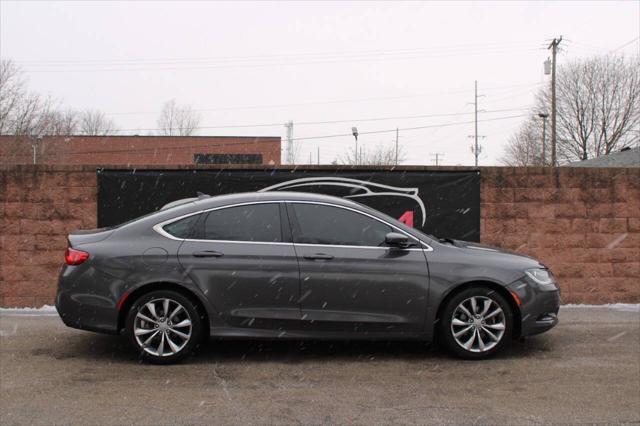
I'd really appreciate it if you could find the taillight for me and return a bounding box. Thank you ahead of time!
[65,247,90,265]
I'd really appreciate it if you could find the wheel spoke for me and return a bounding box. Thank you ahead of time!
[166,333,181,353]
[168,328,190,340]
[484,308,502,320]
[137,313,158,324]
[146,302,160,320]
[157,332,166,356]
[482,326,500,342]
[480,299,492,316]
[477,330,486,351]
[484,323,505,331]
[463,329,477,350]
[470,297,478,314]
[169,305,183,321]
[143,330,160,346]
[135,328,156,336]
[454,325,474,338]
[458,304,473,319]
[163,299,170,318]
[452,318,468,327]
[173,319,192,328]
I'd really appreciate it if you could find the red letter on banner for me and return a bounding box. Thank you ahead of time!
[398,211,414,227]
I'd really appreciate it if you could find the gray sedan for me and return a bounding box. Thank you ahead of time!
[56,191,560,364]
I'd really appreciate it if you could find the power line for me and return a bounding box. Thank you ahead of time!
[17,40,542,65]
[63,113,526,156]
[108,107,529,133]
[18,44,542,73]
[103,82,542,116]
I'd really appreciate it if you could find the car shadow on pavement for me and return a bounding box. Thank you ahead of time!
[57,331,554,365]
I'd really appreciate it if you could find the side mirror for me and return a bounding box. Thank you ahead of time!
[385,232,410,248]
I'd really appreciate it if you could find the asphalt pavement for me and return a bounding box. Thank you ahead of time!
[1,306,639,425]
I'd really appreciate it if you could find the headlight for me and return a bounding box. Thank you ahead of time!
[525,268,557,289]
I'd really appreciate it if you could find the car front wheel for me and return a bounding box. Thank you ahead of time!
[125,290,203,364]
[440,287,513,360]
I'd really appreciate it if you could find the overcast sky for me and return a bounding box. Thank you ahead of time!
[1,1,638,165]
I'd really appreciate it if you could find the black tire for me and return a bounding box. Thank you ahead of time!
[125,290,204,364]
[439,286,513,360]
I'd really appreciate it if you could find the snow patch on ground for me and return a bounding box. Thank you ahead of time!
[561,303,640,313]
[0,305,58,316]
[0,303,638,316]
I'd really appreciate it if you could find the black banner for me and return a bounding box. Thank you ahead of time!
[97,169,481,242]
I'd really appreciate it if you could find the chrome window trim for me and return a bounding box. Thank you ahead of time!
[153,199,434,251]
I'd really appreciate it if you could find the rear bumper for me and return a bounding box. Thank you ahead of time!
[55,264,120,335]
[507,278,561,337]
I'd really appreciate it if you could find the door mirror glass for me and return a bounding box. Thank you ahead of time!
[385,232,410,247]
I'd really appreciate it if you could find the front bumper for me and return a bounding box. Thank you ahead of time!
[507,278,561,337]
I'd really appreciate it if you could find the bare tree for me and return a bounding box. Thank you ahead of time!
[502,54,639,165]
[0,59,26,135]
[43,108,79,135]
[500,119,545,166]
[0,59,56,137]
[340,142,406,165]
[157,99,201,136]
[78,109,116,135]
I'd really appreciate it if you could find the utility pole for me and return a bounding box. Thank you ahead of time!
[430,153,444,166]
[474,80,479,167]
[395,127,399,165]
[317,146,320,165]
[284,121,294,164]
[538,112,549,165]
[468,80,485,167]
[548,36,562,166]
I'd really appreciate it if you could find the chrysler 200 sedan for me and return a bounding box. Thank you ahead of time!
[56,192,560,364]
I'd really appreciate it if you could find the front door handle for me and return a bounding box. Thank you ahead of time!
[193,250,224,258]
[303,253,334,261]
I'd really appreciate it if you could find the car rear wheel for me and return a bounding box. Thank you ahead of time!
[125,290,203,364]
[439,287,513,360]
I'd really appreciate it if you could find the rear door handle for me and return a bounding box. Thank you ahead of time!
[303,253,334,261]
[193,250,224,258]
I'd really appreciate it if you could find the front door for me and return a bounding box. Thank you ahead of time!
[178,202,300,330]
[286,202,430,333]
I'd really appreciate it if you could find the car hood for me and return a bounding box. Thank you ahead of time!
[442,238,544,268]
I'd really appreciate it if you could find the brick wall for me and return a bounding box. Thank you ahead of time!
[1,165,638,307]
[481,167,639,304]
[0,135,282,166]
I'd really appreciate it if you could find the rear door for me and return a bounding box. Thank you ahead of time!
[177,202,301,329]
[287,202,430,333]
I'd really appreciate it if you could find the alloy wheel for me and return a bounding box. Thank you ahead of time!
[450,296,506,353]
[133,298,193,357]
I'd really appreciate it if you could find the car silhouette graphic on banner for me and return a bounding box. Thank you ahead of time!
[96,169,480,242]
[258,177,427,227]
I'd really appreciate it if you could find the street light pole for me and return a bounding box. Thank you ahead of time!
[351,127,359,165]
[31,135,42,165]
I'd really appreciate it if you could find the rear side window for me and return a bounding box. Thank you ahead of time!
[163,214,200,238]
[203,203,282,243]
[290,203,392,247]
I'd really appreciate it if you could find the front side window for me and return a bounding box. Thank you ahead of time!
[203,203,282,243]
[291,203,393,247]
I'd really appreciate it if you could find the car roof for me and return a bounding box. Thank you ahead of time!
[192,191,364,209]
